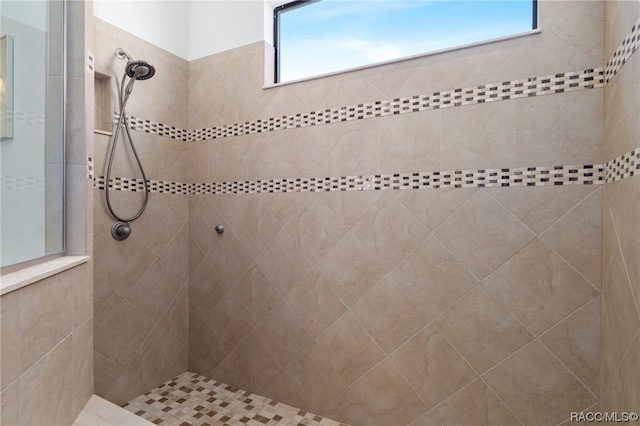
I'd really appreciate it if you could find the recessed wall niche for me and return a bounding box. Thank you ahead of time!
[94,71,113,135]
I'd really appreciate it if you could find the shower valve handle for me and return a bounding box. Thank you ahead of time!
[111,221,132,241]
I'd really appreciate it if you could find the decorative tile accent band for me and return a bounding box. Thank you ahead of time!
[605,148,640,182]
[125,115,191,141]
[121,67,605,143]
[605,19,640,83]
[89,146,640,196]
[190,164,604,194]
[94,174,191,194]
[92,162,605,196]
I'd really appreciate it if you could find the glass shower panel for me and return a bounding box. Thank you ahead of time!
[0,0,65,267]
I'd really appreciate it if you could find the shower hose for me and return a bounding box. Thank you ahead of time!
[104,68,150,223]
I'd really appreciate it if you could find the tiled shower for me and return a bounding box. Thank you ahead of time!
[85,1,640,426]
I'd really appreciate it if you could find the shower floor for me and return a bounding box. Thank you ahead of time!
[122,372,348,426]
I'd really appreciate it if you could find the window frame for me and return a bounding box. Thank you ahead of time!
[273,0,539,84]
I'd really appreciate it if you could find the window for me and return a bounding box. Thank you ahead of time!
[274,0,538,83]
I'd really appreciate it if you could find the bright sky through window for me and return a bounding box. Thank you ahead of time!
[277,0,535,82]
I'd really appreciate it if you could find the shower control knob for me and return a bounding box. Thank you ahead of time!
[111,221,132,241]
[215,224,224,234]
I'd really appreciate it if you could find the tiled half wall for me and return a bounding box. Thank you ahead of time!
[92,4,638,425]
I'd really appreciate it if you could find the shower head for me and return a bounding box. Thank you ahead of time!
[115,48,156,80]
[126,60,156,81]
[123,60,156,101]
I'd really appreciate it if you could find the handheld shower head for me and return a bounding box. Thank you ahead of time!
[123,61,156,100]
[115,48,156,81]
[126,60,156,80]
[114,52,156,101]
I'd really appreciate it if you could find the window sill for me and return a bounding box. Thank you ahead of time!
[0,255,90,296]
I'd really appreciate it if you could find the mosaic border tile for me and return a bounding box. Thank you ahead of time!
[605,19,640,84]
[123,115,192,141]
[123,372,348,426]
[94,174,191,195]
[92,162,605,196]
[604,148,640,183]
[89,145,640,196]
[121,67,604,143]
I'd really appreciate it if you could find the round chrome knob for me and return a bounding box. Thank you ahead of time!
[111,221,131,241]
[214,224,224,234]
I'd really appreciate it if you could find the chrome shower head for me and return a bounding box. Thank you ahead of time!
[126,60,156,81]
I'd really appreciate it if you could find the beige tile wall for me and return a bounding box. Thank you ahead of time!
[89,1,621,424]
[185,2,604,425]
[92,19,190,405]
[0,263,94,426]
[188,186,601,425]
[601,0,640,416]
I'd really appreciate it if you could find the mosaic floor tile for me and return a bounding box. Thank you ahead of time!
[123,372,349,426]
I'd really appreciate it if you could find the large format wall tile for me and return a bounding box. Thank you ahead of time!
[604,175,640,305]
[515,89,603,167]
[346,359,428,426]
[540,189,602,288]
[351,275,427,354]
[434,285,534,374]
[314,312,385,386]
[87,1,626,424]
[20,337,76,426]
[435,190,535,280]
[284,270,348,339]
[483,341,597,426]
[19,272,73,372]
[441,100,516,170]
[486,185,596,236]
[540,297,601,396]
[351,191,430,272]
[410,379,521,426]
[389,325,477,411]
[0,263,93,426]
[485,239,599,336]
[391,236,479,322]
